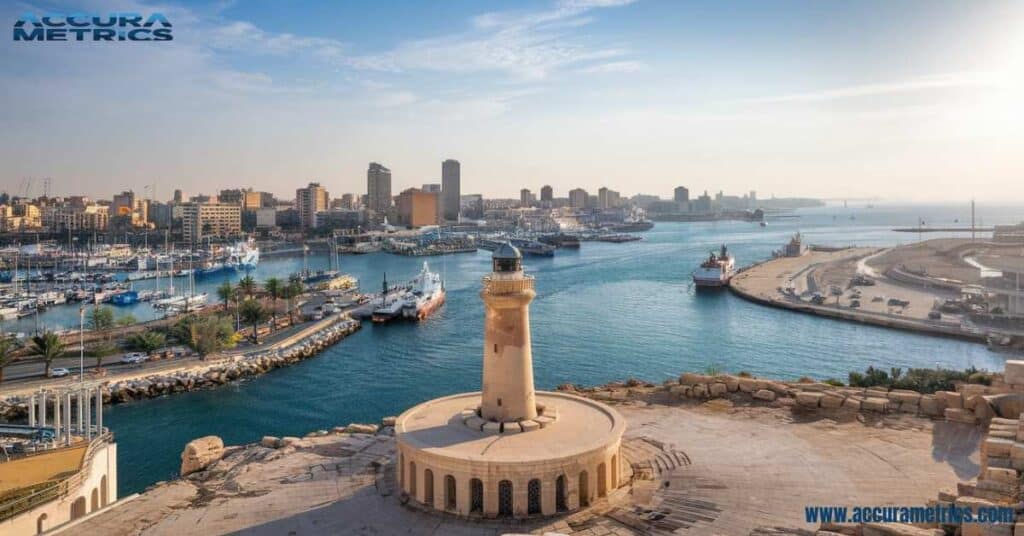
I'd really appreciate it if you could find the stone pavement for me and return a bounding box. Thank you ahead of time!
[67,401,981,535]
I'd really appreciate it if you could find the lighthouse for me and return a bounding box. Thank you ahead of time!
[480,242,538,422]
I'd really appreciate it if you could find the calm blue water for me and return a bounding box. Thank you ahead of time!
[19,203,1024,496]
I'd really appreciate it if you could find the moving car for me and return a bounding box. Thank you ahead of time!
[50,367,70,377]
[121,352,149,364]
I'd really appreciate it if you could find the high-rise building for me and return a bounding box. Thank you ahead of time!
[597,187,620,209]
[111,191,147,227]
[674,186,689,204]
[182,203,241,243]
[460,194,484,219]
[172,189,184,204]
[540,185,553,203]
[520,188,532,208]
[296,182,329,229]
[396,188,439,227]
[442,159,460,221]
[367,162,392,214]
[422,183,441,193]
[568,188,588,209]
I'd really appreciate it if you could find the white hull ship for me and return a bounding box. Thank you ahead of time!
[693,245,736,288]
[401,262,446,320]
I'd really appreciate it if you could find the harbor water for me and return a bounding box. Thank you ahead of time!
[6,203,1022,496]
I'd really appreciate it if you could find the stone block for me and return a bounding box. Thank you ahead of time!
[260,436,280,448]
[343,423,379,435]
[1005,360,1024,385]
[691,384,707,398]
[961,384,990,399]
[898,401,920,414]
[753,389,776,401]
[520,420,540,432]
[945,408,978,424]
[738,377,757,393]
[180,435,225,476]
[709,382,728,397]
[888,389,922,404]
[862,397,890,412]
[767,382,789,395]
[795,392,823,408]
[669,385,688,395]
[721,376,740,392]
[984,437,1014,457]
[866,388,890,399]
[465,416,486,430]
[843,398,862,410]
[919,395,941,416]
[482,421,501,435]
[937,391,964,409]
[862,523,944,536]
[820,394,845,409]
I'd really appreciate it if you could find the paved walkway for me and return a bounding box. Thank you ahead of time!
[68,401,980,535]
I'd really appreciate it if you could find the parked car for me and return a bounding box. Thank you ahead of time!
[120,352,149,364]
[50,367,70,377]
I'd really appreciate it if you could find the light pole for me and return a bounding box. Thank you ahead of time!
[79,304,85,386]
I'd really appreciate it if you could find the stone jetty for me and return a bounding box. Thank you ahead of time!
[0,318,360,417]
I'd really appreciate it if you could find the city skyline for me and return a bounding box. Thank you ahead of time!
[2,0,1023,202]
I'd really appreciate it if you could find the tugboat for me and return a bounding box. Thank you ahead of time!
[692,245,736,288]
[402,262,446,320]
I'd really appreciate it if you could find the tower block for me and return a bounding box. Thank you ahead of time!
[480,243,538,422]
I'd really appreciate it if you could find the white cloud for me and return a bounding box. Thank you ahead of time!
[579,60,648,74]
[742,72,1000,104]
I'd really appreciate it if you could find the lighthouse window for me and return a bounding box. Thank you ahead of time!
[494,344,498,353]
[497,398,502,406]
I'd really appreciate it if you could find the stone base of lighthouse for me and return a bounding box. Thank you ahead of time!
[395,391,624,519]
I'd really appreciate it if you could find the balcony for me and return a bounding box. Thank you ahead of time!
[481,275,535,295]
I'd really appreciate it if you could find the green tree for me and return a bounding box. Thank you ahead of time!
[0,336,18,386]
[89,306,114,333]
[186,315,236,358]
[89,341,117,369]
[263,277,282,330]
[127,331,167,353]
[237,275,257,299]
[239,299,269,343]
[116,314,137,327]
[283,276,304,322]
[217,281,235,311]
[30,331,65,378]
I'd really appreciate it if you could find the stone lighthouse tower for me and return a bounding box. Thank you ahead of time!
[480,242,538,422]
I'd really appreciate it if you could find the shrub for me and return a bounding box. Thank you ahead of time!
[797,376,814,383]
[823,378,845,387]
[737,371,752,378]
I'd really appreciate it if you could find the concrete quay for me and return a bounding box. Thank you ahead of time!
[728,248,986,343]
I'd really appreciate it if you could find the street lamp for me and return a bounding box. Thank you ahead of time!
[79,304,85,386]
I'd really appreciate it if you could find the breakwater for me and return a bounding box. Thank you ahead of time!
[0,318,361,420]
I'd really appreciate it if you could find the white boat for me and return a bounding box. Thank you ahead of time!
[693,245,736,288]
[402,262,446,320]
[0,307,18,320]
[371,273,407,323]
[226,239,260,271]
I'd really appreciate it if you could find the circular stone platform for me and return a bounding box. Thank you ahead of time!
[395,391,625,518]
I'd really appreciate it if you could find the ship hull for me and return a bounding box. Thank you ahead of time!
[404,291,446,320]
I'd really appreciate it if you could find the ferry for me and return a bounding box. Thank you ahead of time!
[693,245,736,288]
[402,262,446,320]
[371,274,408,323]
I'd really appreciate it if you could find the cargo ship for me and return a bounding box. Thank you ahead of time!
[692,245,736,288]
[402,262,446,320]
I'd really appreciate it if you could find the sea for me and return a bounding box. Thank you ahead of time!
[3,202,1023,496]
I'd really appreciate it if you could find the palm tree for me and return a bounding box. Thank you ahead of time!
[237,275,257,299]
[283,276,304,323]
[0,336,18,386]
[216,281,235,311]
[31,331,65,378]
[239,299,269,343]
[263,277,282,330]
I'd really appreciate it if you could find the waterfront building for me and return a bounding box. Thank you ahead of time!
[181,202,242,243]
[442,159,461,221]
[396,188,439,228]
[674,186,689,204]
[568,188,588,210]
[422,184,441,193]
[253,207,277,229]
[0,386,117,535]
[44,204,110,232]
[367,163,393,215]
[694,190,713,213]
[296,182,329,229]
[396,244,624,518]
[111,191,148,227]
[460,194,484,220]
[597,187,620,209]
[540,185,553,203]
[520,188,533,208]
[316,207,367,229]
[172,189,184,204]
[994,223,1024,244]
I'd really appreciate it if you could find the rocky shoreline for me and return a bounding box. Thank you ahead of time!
[0,318,360,421]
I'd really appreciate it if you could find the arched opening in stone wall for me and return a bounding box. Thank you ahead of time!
[36,513,48,534]
[555,475,567,512]
[409,462,417,498]
[91,488,99,512]
[445,475,456,511]
[611,454,618,488]
[498,479,513,517]
[424,469,435,507]
[578,471,590,507]
[101,475,109,506]
[597,462,607,498]
[470,478,483,513]
[527,478,541,515]
[70,497,87,520]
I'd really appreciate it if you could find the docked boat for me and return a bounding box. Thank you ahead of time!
[693,245,736,288]
[110,290,139,306]
[539,233,581,249]
[402,262,446,320]
[226,239,260,271]
[510,238,555,257]
[371,274,407,323]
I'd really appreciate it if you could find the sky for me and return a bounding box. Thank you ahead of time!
[1,0,1022,202]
